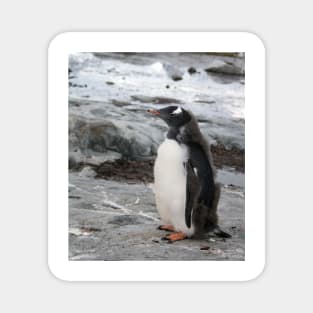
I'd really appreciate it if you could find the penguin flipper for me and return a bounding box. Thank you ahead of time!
[185,161,201,228]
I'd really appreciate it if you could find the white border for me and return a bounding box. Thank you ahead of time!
[48,32,265,281]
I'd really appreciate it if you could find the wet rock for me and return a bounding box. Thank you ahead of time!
[131,95,181,104]
[205,60,244,76]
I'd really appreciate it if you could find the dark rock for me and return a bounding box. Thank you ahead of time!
[80,226,101,232]
[69,195,81,199]
[203,52,243,57]
[200,246,211,251]
[205,60,244,76]
[171,75,183,81]
[131,95,181,104]
[194,100,216,104]
[188,67,197,74]
[106,81,114,85]
[69,82,88,88]
[69,156,77,169]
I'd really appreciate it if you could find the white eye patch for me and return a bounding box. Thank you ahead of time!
[172,107,182,115]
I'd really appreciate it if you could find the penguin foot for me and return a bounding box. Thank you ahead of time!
[213,226,232,238]
[158,224,175,232]
[162,232,187,242]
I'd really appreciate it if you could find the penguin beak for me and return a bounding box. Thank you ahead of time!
[147,109,160,116]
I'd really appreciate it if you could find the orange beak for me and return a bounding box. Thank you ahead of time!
[147,109,160,116]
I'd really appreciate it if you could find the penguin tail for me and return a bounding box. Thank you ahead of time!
[213,226,232,238]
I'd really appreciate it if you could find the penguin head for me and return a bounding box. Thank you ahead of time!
[147,106,191,128]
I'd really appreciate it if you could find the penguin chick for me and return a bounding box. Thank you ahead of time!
[148,106,231,242]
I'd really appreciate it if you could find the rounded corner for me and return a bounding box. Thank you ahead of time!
[245,259,267,282]
[47,259,71,283]
[48,31,72,52]
[242,31,266,52]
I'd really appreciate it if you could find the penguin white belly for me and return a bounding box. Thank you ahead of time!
[153,139,195,236]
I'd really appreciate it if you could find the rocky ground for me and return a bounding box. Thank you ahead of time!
[69,171,244,261]
[68,52,245,261]
[69,146,245,261]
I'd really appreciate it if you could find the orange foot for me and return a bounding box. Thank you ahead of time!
[158,224,175,232]
[162,232,187,242]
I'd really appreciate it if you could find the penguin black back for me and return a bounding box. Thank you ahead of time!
[187,142,215,207]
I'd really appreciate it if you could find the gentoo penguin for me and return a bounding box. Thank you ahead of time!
[148,106,231,242]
